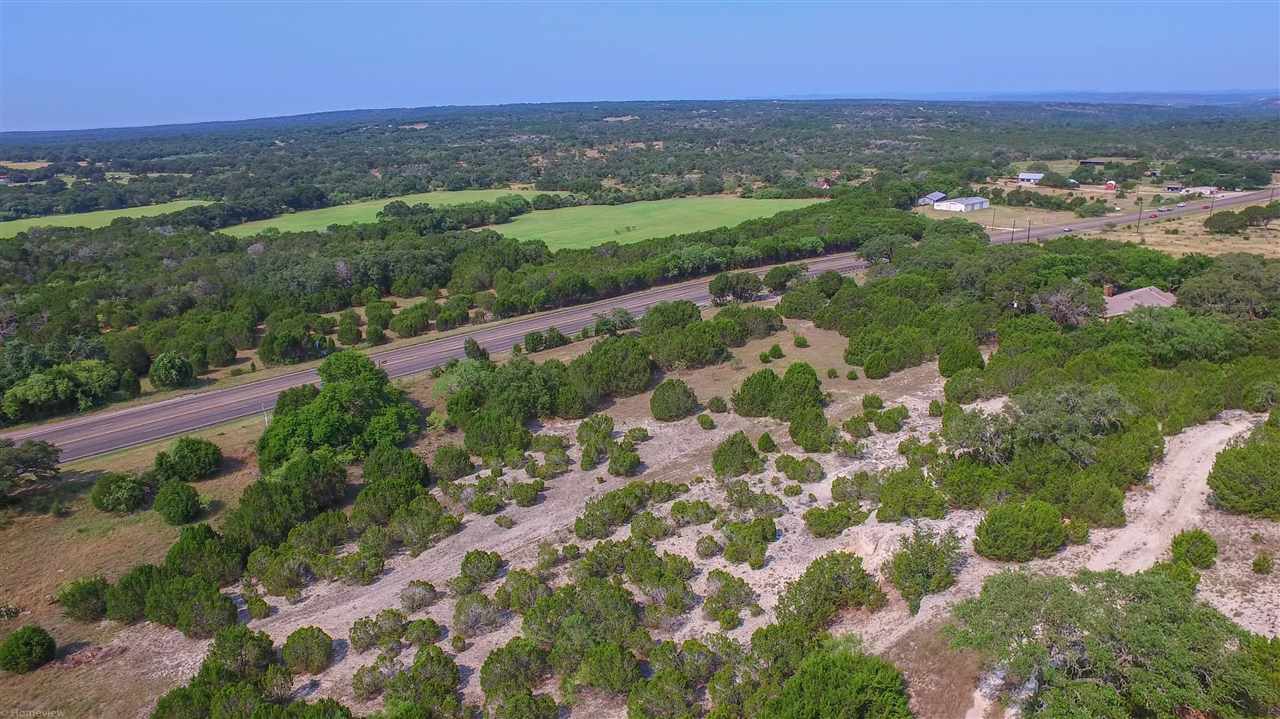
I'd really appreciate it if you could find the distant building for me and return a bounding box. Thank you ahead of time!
[813,178,833,190]
[1104,180,1117,191]
[1103,286,1177,319]
[1164,183,1185,193]
[1078,159,1108,166]
[933,196,990,213]
[1184,185,1219,196]
[1017,172,1045,185]
[917,191,947,206]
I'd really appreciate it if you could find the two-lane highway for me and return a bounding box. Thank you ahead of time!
[2,253,869,461]
[6,189,1272,462]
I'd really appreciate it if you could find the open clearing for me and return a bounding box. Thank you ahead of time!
[4,308,1276,719]
[221,189,554,237]
[1090,202,1280,258]
[0,160,52,170]
[487,196,822,249]
[0,200,213,238]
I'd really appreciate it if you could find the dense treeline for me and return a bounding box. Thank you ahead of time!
[0,184,920,425]
[2,99,1275,222]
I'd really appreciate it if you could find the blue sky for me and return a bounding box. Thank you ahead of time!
[2,1,1277,131]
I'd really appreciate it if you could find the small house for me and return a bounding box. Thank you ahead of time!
[1103,286,1177,319]
[1017,172,1045,185]
[933,196,990,213]
[917,191,947,206]
[1164,183,1185,193]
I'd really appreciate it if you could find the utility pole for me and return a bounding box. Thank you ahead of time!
[1010,219,1016,244]
[1136,196,1143,235]
[1026,222,1032,243]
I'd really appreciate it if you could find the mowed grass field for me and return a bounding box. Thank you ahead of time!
[222,189,551,237]
[0,200,212,238]
[491,196,823,249]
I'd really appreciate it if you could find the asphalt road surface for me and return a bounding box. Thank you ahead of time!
[6,189,1273,462]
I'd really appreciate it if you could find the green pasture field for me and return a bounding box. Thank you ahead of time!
[222,189,551,237]
[490,196,823,250]
[0,200,212,238]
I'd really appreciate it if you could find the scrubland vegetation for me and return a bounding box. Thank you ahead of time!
[2,100,1280,719]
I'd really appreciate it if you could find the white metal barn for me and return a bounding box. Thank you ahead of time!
[933,196,990,213]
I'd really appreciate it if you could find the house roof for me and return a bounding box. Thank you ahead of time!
[921,191,946,202]
[1104,286,1177,318]
[1018,172,1045,180]
[940,196,987,206]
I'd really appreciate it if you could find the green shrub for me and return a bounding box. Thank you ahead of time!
[826,367,838,379]
[772,363,824,421]
[802,502,867,538]
[469,492,505,515]
[166,523,243,585]
[105,564,166,623]
[511,480,543,507]
[56,575,108,621]
[732,368,781,416]
[843,414,872,438]
[974,500,1067,562]
[783,483,802,497]
[154,481,201,525]
[722,517,777,569]
[89,472,147,513]
[696,535,723,558]
[845,369,858,380]
[0,625,56,674]
[349,608,407,653]
[607,442,642,477]
[650,379,698,422]
[712,431,763,478]
[670,499,716,527]
[401,580,441,613]
[861,394,884,411]
[871,405,909,433]
[1170,529,1218,569]
[765,643,912,718]
[863,352,890,379]
[452,592,503,638]
[707,396,728,413]
[775,551,885,631]
[703,569,759,630]
[432,445,475,482]
[283,627,333,674]
[776,454,824,483]
[876,468,946,522]
[144,575,237,638]
[1253,551,1274,575]
[451,550,505,594]
[768,343,785,359]
[149,352,195,389]
[759,351,772,363]
[404,617,443,645]
[832,471,880,504]
[1206,427,1280,519]
[888,527,962,614]
[938,341,985,378]
[697,414,715,430]
[928,399,944,417]
[630,511,671,542]
[574,640,640,694]
[154,436,222,482]
[495,570,550,615]
[757,432,778,453]
[789,406,834,453]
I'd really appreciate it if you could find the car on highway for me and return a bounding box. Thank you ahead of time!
[1176,202,1186,208]
[1202,204,1211,209]
[1150,213,1158,218]
[1062,227,1072,232]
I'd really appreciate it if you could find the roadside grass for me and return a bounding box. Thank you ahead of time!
[1090,202,1280,258]
[221,188,554,237]
[489,196,822,250]
[0,200,213,238]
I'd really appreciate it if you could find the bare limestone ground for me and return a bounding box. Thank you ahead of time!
[3,317,1277,719]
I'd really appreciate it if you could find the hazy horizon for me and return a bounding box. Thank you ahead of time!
[3,0,1278,132]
